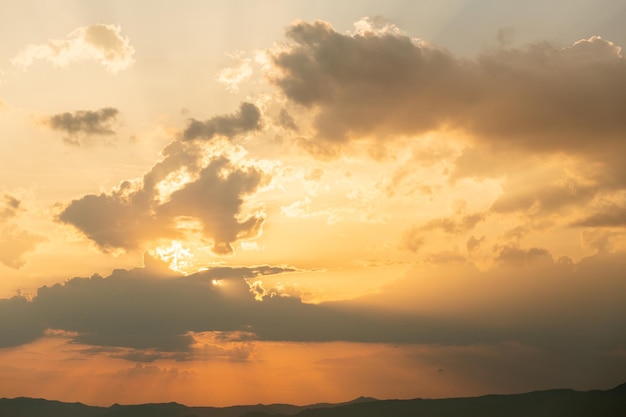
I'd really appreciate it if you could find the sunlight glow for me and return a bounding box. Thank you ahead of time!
[154,240,193,274]
[155,170,193,203]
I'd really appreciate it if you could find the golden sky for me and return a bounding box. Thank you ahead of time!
[1,0,626,407]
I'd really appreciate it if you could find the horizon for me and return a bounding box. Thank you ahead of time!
[1,0,625,408]
[3,381,625,408]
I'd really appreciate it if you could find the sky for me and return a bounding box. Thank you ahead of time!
[1,0,626,407]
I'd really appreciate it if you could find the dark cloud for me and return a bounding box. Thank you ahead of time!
[0,263,296,354]
[183,102,261,141]
[58,138,268,254]
[46,107,119,146]
[272,22,626,159]
[0,296,45,348]
[1,250,624,359]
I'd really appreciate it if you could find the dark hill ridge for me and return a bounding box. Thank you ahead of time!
[0,396,377,417]
[1,384,625,417]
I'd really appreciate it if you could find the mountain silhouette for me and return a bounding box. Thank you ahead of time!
[1,384,624,417]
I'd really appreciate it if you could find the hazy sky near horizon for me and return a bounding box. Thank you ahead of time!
[1,0,626,407]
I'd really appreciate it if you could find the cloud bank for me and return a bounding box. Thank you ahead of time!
[272,21,626,158]
[0,250,624,361]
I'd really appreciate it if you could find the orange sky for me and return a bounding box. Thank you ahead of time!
[1,0,626,407]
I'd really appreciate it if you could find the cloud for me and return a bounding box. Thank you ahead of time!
[216,56,254,92]
[572,202,626,227]
[1,249,624,360]
[0,296,45,347]
[0,195,21,220]
[271,21,626,162]
[494,245,553,267]
[490,177,600,215]
[580,229,623,253]
[59,149,268,254]
[0,263,297,353]
[466,235,485,253]
[45,107,119,146]
[358,249,626,351]
[0,226,44,269]
[183,102,261,141]
[57,103,270,255]
[402,211,486,253]
[0,196,44,269]
[11,24,135,73]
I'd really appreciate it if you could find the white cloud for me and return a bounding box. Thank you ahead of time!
[11,24,135,73]
[216,55,253,92]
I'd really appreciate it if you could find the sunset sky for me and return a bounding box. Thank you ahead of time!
[1,0,626,407]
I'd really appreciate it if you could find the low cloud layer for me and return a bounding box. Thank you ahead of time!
[1,250,624,360]
[46,107,119,145]
[11,24,135,73]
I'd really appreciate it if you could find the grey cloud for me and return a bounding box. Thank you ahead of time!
[158,157,266,255]
[0,263,297,354]
[58,134,268,254]
[46,107,119,146]
[272,22,626,160]
[59,155,266,254]
[2,250,624,357]
[360,250,626,352]
[0,264,476,352]
[273,20,626,233]
[183,102,261,141]
[0,296,44,348]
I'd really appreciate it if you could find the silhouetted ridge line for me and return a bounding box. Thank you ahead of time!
[1,383,625,417]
